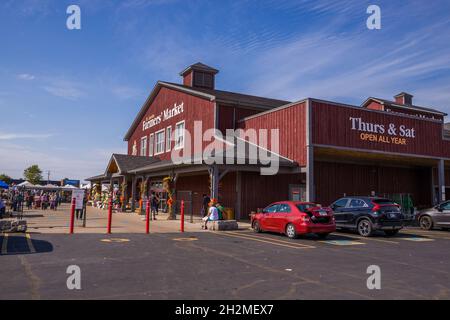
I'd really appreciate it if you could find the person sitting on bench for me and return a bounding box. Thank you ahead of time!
[202,200,219,230]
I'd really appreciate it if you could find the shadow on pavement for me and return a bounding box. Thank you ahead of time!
[0,234,53,256]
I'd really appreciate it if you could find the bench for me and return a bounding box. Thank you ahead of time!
[212,220,239,231]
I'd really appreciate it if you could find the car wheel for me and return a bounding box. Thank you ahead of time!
[316,233,330,239]
[419,216,433,230]
[357,219,374,237]
[285,223,297,239]
[384,229,399,236]
[252,221,262,233]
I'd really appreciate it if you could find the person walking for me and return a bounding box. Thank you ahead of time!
[151,192,159,220]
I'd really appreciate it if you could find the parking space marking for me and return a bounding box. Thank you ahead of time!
[226,231,316,249]
[100,238,130,243]
[320,240,365,246]
[25,234,36,253]
[216,232,314,250]
[346,235,400,244]
[401,230,450,241]
[1,234,8,254]
[400,237,435,242]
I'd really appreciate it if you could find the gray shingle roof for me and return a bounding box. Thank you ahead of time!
[363,97,447,116]
[162,82,290,109]
[111,154,161,173]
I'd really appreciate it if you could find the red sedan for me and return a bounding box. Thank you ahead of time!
[251,201,336,239]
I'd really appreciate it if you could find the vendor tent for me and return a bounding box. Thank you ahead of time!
[17,181,36,188]
[0,180,9,189]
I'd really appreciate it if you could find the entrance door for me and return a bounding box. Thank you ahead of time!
[176,191,193,217]
[289,185,306,202]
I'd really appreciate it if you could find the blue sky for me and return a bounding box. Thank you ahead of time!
[1,0,450,181]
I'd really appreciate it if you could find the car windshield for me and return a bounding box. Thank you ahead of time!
[296,204,317,212]
[372,199,397,206]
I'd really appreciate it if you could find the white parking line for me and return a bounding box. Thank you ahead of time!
[26,234,36,253]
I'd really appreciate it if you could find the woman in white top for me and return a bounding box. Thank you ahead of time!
[202,201,219,230]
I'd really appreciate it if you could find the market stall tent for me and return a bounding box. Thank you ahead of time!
[17,181,36,188]
[0,180,9,189]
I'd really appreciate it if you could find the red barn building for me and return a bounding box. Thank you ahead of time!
[88,63,450,220]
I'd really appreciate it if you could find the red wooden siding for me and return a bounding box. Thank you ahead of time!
[176,174,209,216]
[312,101,450,159]
[183,71,193,86]
[315,161,432,208]
[240,172,302,219]
[239,102,308,166]
[127,87,215,160]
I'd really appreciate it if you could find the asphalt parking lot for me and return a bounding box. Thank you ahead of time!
[1,227,450,300]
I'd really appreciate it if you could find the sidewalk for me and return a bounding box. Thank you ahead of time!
[19,204,250,234]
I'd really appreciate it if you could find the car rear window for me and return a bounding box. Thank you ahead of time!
[296,204,317,212]
[372,199,397,205]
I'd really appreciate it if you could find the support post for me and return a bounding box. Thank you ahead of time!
[146,199,150,234]
[305,99,315,202]
[69,197,76,234]
[209,165,219,200]
[438,159,446,203]
[181,200,185,233]
[131,176,136,212]
[107,197,113,234]
[235,171,242,220]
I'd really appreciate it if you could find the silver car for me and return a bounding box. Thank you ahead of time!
[418,201,450,230]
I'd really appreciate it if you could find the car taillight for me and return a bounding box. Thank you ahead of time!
[371,203,381,212]
[300,214,310,222]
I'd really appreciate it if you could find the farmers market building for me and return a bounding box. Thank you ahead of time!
[87,63,450,220]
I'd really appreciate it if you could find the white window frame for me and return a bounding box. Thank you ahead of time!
[166,126,172,152]
[155,129,166,155]
[149,133,154,157]
[140,136,147,156]
[174,121,185,150]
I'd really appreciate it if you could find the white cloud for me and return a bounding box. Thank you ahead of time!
[111,85,143,100]
[0,133,53,140]
[17,73,35,81]
[0,142,123,181]
[43,79,84,100]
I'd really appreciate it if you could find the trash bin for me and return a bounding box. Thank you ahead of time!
[224,208,235,220]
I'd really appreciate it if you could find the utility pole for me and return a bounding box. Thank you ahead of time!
[47,170,51,185]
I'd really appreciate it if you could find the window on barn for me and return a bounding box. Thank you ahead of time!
[174,121,185,150]
[166,126,172,152]
[140,136,147,156]
[193,71,214,89]
[149,133,154,157]
[155,130,165,155]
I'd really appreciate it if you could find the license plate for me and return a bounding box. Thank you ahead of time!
[389,213,397,218]
[318,210,328,216]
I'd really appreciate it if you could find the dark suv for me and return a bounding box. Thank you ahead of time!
[330,197,403,237]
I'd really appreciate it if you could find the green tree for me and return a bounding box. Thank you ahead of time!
[0,173,12,184]
[23,165,43,185]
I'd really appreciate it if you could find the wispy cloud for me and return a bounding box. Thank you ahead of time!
[42,79,85,100]
[0,141,123,181]
[17,73,35,81]
[0,133,54,140]
[111,85,143,100]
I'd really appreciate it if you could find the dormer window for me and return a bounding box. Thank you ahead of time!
[180,63,219,90]
[193,71,214,89]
